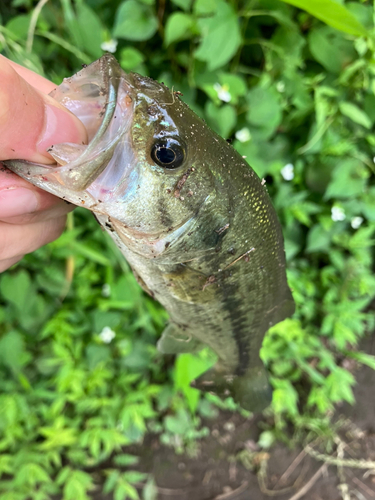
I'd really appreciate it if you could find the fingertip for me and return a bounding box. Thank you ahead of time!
[0,58,87,164]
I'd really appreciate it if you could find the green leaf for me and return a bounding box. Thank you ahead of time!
[142,477,158,500]
[205,101,237,138]
[171,0,192,11]
[15,463,51,487]
[76,3,103,58]
[345,351,375,371]
[0,269,31,310]
[63,470,94,500]
[194,0,217,15]
[165,13,194,46]
[325,159,368,199]
[174,350,215,412]
[113,0,158,41]
[339,102,372,129]
[306,225,332,253]
[218,73,247,105]
[113,454,140,466]
[308,26,356,74]
[120,47,145,71]
[278,0,368,36]
[5,14,30,39]
[0,331,26,372]
[164,409,191,435]
[195,0,241,70]
[246,86,282,138]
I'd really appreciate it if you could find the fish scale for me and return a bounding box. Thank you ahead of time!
[5,55,294,412]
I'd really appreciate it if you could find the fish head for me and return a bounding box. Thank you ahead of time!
[5,55,217,243]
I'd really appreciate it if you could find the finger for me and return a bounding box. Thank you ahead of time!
[0,57,87,163]
[1,55,56,94]
[0,167,74,223]
[0,255,24,273]
[0,216,67,262]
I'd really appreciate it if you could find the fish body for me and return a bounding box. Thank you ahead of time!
[6,55,294,412]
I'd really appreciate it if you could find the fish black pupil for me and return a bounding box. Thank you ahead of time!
[151,139,185,169]
[156,147,175,164]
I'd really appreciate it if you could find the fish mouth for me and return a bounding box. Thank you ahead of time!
[5,54,135,203]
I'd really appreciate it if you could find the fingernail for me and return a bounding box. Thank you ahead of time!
[37,103,86,157]
[0,187,38,218]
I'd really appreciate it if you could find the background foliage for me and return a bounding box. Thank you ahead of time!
[1,0,375,498]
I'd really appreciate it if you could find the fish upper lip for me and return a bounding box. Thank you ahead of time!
[8,56,135,192]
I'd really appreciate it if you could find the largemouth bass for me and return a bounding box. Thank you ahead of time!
[6,55,294,412]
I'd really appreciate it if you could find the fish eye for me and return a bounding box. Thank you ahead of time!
[151,138,185,169]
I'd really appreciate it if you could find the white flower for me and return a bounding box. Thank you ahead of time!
[281,163,294,181]
[235,127,251,143]
[331,206,346,222]
[99,326,116,343]
[101,39,118,53]
[351,216,363,229]
[213,83,231,102]
[276,81,285,93]
[102,283,111,297]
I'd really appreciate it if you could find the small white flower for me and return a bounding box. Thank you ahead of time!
[102,283,111,297]
[351,216,363,229]
[99,326,116,343]
[213,83,231,102]
[331,206,346,222]
[373,156,375,164]
[235,127,251,143]
[276,81,285,93]
[101,39,118,53]
[281,163,294,181]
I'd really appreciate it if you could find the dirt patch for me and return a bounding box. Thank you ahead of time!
[76,335,375,500]
[132,335,375,500]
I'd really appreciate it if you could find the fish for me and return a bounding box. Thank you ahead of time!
[5,54,295,412]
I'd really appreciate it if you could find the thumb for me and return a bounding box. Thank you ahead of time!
[0,57,87,164]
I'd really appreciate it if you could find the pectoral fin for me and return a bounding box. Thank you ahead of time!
[191,364,272,413]
[157,323,202,354]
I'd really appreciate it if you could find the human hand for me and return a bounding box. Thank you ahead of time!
[0,56,87,272]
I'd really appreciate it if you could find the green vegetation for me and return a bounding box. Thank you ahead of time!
[1,0,375,498]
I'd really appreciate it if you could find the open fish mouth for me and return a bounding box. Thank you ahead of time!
[6,55,135,207]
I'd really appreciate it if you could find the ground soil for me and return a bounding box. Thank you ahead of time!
[91,335,375,500]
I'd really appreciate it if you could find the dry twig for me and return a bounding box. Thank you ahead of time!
[287,464,328,500]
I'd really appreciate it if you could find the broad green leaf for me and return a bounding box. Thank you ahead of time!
[120,47,145,71]
[165,13,194,46]
[246,86,282,138]
[164,409,191,434]
[346,351,375,370]
[308,26,356,74]
[339,102,372,129]
[195,0,241,70]
[174,350,215,412]
[218,73,247,104]
[0,269,31,311]
[75,3,104,58]
[5,14,30,39]
[171,0,192,11]
[0,331,26,372]
[278,0,368,36]
[113,454,139,466]
[347,2,374,30]
[205,101,237,138]
[113,0,158,41]
[306,225,331,253]
[325,159,368,199]
[194,0,217,15]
